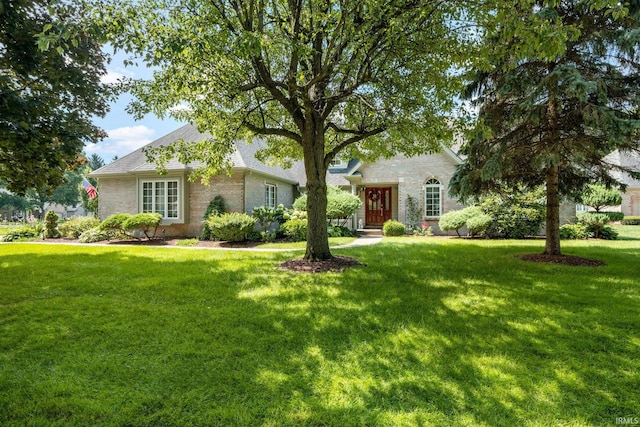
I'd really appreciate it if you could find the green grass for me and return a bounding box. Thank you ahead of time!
[1,232,639,426]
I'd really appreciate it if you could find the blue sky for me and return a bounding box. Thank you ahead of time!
[86,50,184,163]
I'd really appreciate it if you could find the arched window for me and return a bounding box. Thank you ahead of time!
[424,178,442,218]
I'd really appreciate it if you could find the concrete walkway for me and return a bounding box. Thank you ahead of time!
[5,234,383,252]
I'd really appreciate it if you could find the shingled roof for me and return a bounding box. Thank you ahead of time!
[90,124,298,184]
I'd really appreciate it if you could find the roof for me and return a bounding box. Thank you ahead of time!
[90,124,298,184]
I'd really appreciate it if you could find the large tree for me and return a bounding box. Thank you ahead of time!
[0,0,112,194]
[450,0,640,255]
[97,0,485,261]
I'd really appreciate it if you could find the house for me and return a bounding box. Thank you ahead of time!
[610,150,640,216]
[91,125,298,237]
[91,123,527,236]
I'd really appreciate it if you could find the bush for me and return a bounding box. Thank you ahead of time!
[577,212,611,239]
[44,210,60,238]
[598,226,619,240]
[438,210,467,236]
[281,219,307,242]
[621,216,640,225]
[383,220,405,236]
[559,223,590,240]
[99,213,132,233]
[0,225,37,242]
[293,185,362,221]
[602,212,624,222]
[253,205,289,241]
[466,213,492,236]
[207,212,256,242]
[201,196,226,240]
[122,213,162,239]
[78,227,119,243]
[58,216,100,239]
[577,183,622,212]
[327,224,355,237]
[479,188,546,238]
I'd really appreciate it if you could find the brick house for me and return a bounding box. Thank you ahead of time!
[610,150,640,216]
[96,124,570,237]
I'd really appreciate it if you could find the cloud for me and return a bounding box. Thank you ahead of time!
[100,67,135,85]
[86,125,155,160]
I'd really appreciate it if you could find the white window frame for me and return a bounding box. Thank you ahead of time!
[329,158,347,169]
[138,177,183,223]
[424,178,442,218]
[265,182,277,208]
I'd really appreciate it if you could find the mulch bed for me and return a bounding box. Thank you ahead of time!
[280,255,363,273]
[518,253,606,267]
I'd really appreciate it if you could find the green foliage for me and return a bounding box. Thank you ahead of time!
[58,216,100,239]
[0,0,111,193]
[0,192,29,211]
[597,226,619,240]
[252,204,289,242]
[466,213,492,236]
[621,216,640,225]
[78,227,118,243]
[122,213,162,240]
[405,195,424,231]
[207,213,256,242]
[577,212,612,239]
[438,210,468,236]
[327,224,355,238]
[382,220,405,236]
[280,219,308,242]
[559,223,590,240]
[44,210,59,238]
[0,225,37,242]
[99,213,133,233]
[175,238,199,247]
[602,212,624,222]
[293,186,362,220]
[577,184,623,212]
[282,210,307,221]
[478,189,546,239]
[201,196,226,240]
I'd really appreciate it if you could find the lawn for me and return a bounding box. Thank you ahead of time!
[1,229,639,426]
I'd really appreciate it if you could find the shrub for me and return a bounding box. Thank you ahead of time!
[327,224,355,237]
[122,213,162,240]
[207,212,256,242]
[58,216,100,239]
[577,183,622,212]
[405,195,423,231]
[577,212,611,239]
[253,205,289,241]
[466,213,492,236]
[293,185,362,221]
[78,227,119,243]
[438,211,467,236]
[621,216,640,225]
[281,219,307,242]
[383,220,405,236]
[559,223,590,240]
[479,188,546,238]
[44,210,60,238]
[0,225,37,242]
[201,196,226,240]
[598,226,619,240]
[602,212,624,222]
[99,213,132,233]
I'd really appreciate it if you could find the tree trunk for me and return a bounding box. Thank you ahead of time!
[302,126,332,261]
[544,164,562,255]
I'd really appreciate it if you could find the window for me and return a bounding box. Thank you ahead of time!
[329,158,347,169]
[424,178,442,218]
[265,183,277,208]
[140,179,181,220]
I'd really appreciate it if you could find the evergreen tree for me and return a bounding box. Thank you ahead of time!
[451,0,640,255]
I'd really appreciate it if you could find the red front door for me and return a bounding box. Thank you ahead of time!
[365,187,392,226]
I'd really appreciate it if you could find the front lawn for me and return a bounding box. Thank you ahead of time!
[0,234,638,425]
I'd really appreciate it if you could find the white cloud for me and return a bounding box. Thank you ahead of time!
[100,67,136,85]
[86,125,156,160]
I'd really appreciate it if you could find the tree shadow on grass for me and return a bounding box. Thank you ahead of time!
[0,242,638,425]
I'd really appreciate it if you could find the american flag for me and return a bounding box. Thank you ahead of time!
[82,178,98,199]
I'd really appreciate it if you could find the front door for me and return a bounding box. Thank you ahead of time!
[365,187,392,226]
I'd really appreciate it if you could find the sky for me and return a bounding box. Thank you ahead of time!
[85,50,184,163]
